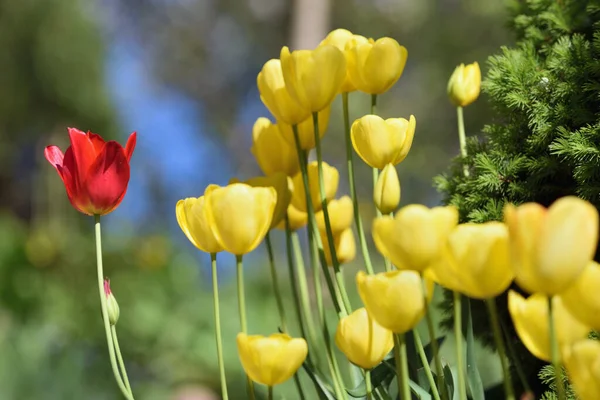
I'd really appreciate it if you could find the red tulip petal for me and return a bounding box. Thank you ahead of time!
[124,132,137,162]
[87,131,107,154]
[44,146,64,170]
[68,127,105,186]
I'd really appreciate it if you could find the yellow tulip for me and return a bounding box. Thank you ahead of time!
[257,59,311,125]
[372,204,458,271]
[356,270,433,333]
[315,196,353,236]
[176,197,223,254]
[335,307,394,369]
[275,202,308,231]
[251,117,299,176]
[447,62,481,107]
[346,37,408,94]
[236,332,308,386]
[319,29,366,92]
[205,183,277,255]
[562,340,600,400]
[280,45,346,112]
[504,196,599,295]
[321,228,356,266]
[351,114,416,169]
[374,164,401,215]
[560,261,600,330]
[277,106,331,150]
[431,222,514,299]
[507,290,590,362]
[290,161,339,212]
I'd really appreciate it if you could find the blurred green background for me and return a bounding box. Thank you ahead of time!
[0,0,512,398]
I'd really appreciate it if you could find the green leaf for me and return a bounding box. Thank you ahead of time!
[301,361,337,400]
[465,299,485,400]
[443,364,457,400]
[346,359,395,398]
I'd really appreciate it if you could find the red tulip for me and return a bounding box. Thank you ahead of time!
[45,128,137,216]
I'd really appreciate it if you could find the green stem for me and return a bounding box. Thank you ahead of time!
[268,386,273,400]
[266,232,287,332]
[372,168,392,272]
[456,106,469,177]
[365,369,373,400]
[325,319,347,399]
[283,221,308,340]
[342,92,374,275]
[485,299,514,400]
[423,278,447,400]
[94,215,134,400]
[211,253,229,400]
[371,94,377,115]
[453,291,467,400]
[236,255,255,400]
[394,334,410,400]
[413,329,441,400]
[313,111,352,313]
[548,297,565,400]
[500,319,532,393]
[111,326,132,395]
[306,216,325,323]
[293,374,306,400]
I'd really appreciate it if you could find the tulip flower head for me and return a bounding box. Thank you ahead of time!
[321,228,356,266]
[447,62,481,107]
[374,164,401,215]
[45,128,136,216]
[251,118,299,177]
[236,333,308,386]
[372,204,458,271]
[176,196,224,254]
[290,161,339,212]
[504,196,599,295]
[277,106,331,151]
[335,307,394,369]
[351,115,416,170]
[560,261,600,330]
[319,29,366,93]
[562,340,600,400]
[508,290,590,362]
[315,196,353,236]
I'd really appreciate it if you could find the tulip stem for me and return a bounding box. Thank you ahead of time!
[313,111,352,314]
[456,106,469,177]
[485,298,514,400]
[423,279,447,400]
[342,92,374,275]
[267,386,273,400]
[394,334,411,400]
[266,232,288,333]
[413,329,441,400]
[371,94,377,115]
[111,326,132,395]
[236,255,255,400]
[210,253,229,400]
[548,297,566,400]
[365,369,373,400]
[94,215,134,400]
[500,318,532,393]
[284,222,309,342]
[453,291,467,400]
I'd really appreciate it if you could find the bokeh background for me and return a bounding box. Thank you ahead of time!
[0,0,512,398]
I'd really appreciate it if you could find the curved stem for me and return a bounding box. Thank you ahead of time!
[548,297,565,400]
[111,326,132,395]
[423,278,447,400]
[485,298,514,400]
[266,232,287,332]
[94,215,133,400]
[342,93,374,275]
[453,291,467,400]
[365,369,373,400]
[394,334,410,400]
[211,253,229,400]
[413,329,441,400]
[456,106,469,177]
[236,255,255,400]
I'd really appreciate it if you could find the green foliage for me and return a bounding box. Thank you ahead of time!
[436,0,600,396]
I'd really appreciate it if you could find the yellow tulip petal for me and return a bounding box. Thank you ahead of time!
[322,228,356,266]
[315,196,353,235]
[243,173,292,229]
[290,162,339,212]
[175,197,223,254]
[447,62,481,107]
[251,117,299,176]
[562,340,600,400]
[278,106,330,150]
[374,164,401,215]
[560,261,600,330]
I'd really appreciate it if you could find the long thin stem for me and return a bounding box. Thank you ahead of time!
[453,291,467,400]
[394,334,410,400]
[266,232,287,332]
[485,299,514,400]
[111,326,132,395]
[413,330,441,400]
[293,374,306,400]
[548,297,565,400]
[500,318,532,393]
[313,111,352,313]
[342,92,374,275]
[211,253,229,400]
[94,216,134,400]
[371,94,377,115]
[268,386,273,400]
[423,278,447,400]
[456,106,469,177]
[236,255,255,400]
[284,221,308,340]
[365,369,373,400]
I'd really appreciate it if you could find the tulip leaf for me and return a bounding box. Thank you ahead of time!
[346,359,396,397]
[443,364,458,400]
[301,361,337,400]
[387,374,433,400]
[465,299,485,400]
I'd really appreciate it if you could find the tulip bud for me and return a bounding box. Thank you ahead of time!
[277,106,331,150]
[562,340,600,400]
[447,62,481,107]
[315,196,353,236]
[290,162,339,212]
[251,118,299,177]
[560,261,600,330]
[374,164,400,215]
[104,279,120,326]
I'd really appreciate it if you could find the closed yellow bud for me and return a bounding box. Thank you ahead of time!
[335,307,394,369]
[251,118,299,176]
[346,37,408,94]
[257,59,311,125]
[315,196,353,236]
[205,183,277,255]
[319,29,365,93]
[431,222,514,299]
[562,340,600,400]
[277,106,331,150]
[176,196,223,254]
[280,45,346,112]
[504,196,599,295]
[351,115,416,169]
[290,161,339,212]
[374,164,400,215]
[356,270,433,334]
[236,333,308,386]
[507,290,590,362]
[372,204,458,271]
[560,261,600,330]
[321,228,356,266]
[447,62,481,107]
